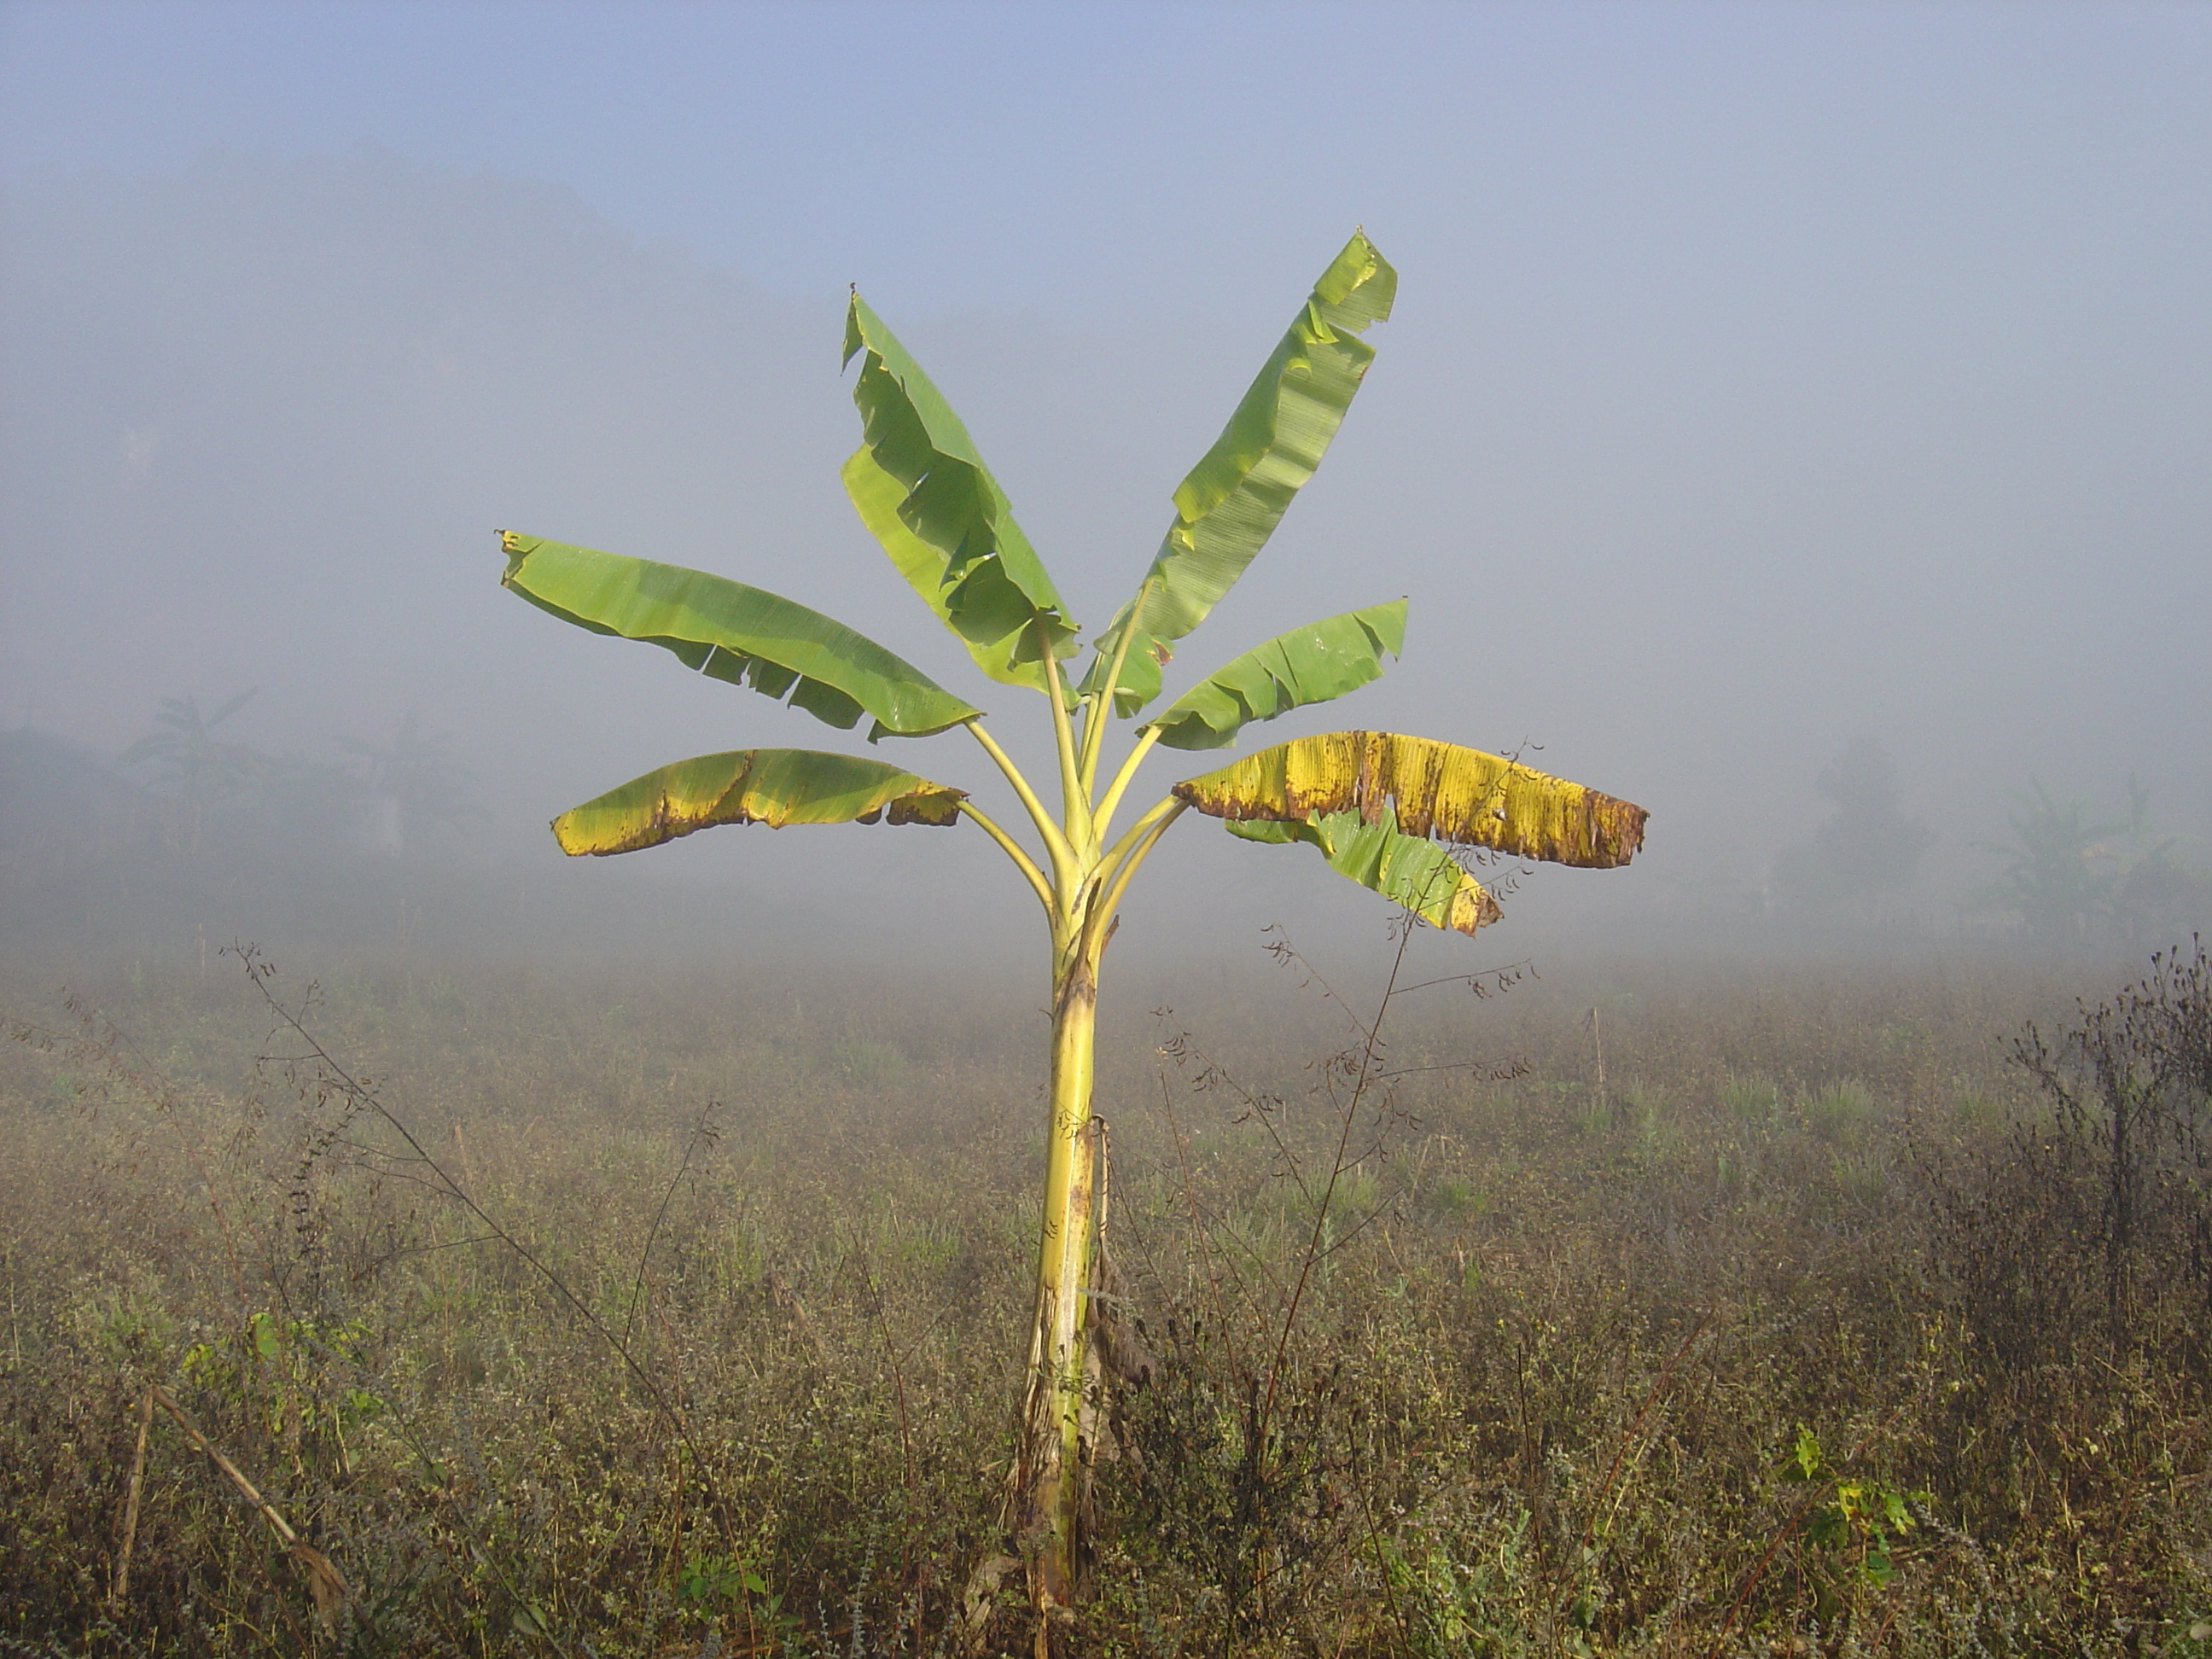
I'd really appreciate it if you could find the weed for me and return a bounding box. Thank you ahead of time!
[1,943,2206,1651]
[1803,1076,1878,1143]
[1724,1072,1783,1126]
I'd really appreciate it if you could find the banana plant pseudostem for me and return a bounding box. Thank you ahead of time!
[498,231,1648,1644]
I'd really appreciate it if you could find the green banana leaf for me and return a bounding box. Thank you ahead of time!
[1225,806,1499,934]
[1146,599,1406,751]
[1173,731,1649,870]
[840,448,1057,698]
[500,531,979,741]
[1083,230,1397,715]
[842,296,1078,683]
[552,748,967,856]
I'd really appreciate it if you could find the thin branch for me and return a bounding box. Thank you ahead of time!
[1254,903,1425,1473]
[1374,1060,1529,1082]
[1388,959,1538,998]
[1260,932,1379,1051]
[229,946,708,1471]
[1152,1062,1252,1373]
[1158,1020,1321,1217]
[151,1385,302,1545]
[623,1103,719,1355]
[110,1385,154,1607]
[1581,1312,1712,1553]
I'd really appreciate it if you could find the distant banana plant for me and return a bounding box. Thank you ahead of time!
[120,690,265,856]
[499,232,1647,1633]
[1978,776,2206,942]
[335,711,482,857]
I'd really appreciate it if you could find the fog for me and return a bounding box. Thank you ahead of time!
[3,2,2208,979]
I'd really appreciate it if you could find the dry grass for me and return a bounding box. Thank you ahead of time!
[0,940,2206,1656]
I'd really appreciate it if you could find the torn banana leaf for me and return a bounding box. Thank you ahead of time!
[843,296,1077,684]
[552,748,967,856]
[1228,806,1499,933]
[1173,731,1647,870]
[500,532,978,740]
[1083,230,1397,715]
[1146,600,1405,751]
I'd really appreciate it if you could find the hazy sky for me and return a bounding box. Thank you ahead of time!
[3,1,2207,959]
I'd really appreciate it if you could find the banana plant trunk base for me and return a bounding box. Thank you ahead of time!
[1012,953,1103,1638]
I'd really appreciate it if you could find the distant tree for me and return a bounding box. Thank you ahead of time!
[2109,783,2212,942]
[1982,777,2209,943]
[1772,736,1933,914]
[119,690,266,856]
[335,711,481,856]
[1976,778,2117,941]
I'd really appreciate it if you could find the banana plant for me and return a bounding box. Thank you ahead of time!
[498,230,1648,1636]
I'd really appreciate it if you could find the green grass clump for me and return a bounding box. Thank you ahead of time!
[1723,1071,1783,1125]
[1803,1075,1879,1142]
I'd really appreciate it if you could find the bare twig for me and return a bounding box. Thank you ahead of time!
[624,1102,720,1353]
[110,1383,155,1607]
[225,943,711,1473]
[1254,917,1422,1465]
[148,1385,349,1627]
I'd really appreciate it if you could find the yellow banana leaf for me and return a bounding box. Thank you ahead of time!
[1226,806,1501,934]
[499,531,980,740]
[552,748,967,857]
[1083,230,1397,714]
[1173,731,1648,870]
[842,296,1078,683]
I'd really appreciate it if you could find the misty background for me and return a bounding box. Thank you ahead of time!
[2,1,2207,980]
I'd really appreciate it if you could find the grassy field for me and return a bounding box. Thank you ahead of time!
[2,937,2207,1656]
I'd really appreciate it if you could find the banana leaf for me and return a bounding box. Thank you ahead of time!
[1173,731,1648,869]
[500,532,979,740]
[1147,600,1405,751]
[841,448,1058,698]
[552,748,968,856]
[1084,230,1397,714]
[1226,806,1500,934]
[842,296,1078,683]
